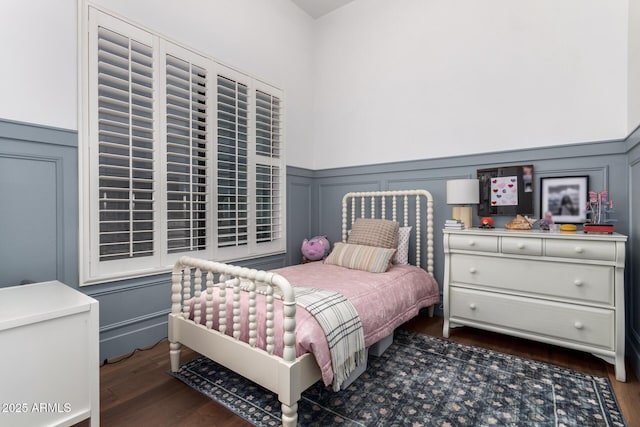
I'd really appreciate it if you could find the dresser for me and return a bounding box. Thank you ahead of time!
[0,281,99,426]
[443,228,627,381]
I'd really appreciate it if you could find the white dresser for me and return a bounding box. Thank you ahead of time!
[443,228,627,381]
[0,281,99,426]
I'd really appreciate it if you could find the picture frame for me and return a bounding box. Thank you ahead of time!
[540,176,589,224]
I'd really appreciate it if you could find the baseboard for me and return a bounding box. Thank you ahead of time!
[100,314,169,361]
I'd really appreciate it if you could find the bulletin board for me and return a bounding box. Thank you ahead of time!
[477,165,534,216]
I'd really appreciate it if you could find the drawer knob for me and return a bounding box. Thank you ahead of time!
[574,321,584,330]
[574,279,583,287]
[517,242,525,249]
[574,246,584,254]
[468,240,475,247]
[469,303,477,310]
[469,267,477,274]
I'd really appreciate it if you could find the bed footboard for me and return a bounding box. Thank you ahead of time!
[170,255,297,362]
[168,256,317,427]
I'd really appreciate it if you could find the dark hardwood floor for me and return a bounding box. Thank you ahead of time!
[92,314,640,427]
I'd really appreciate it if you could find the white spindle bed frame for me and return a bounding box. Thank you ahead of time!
[168,189,434,426]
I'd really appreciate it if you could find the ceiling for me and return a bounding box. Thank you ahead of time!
[291,0,355,19]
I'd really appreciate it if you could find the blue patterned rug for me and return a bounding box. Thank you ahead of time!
[169,329,626,426]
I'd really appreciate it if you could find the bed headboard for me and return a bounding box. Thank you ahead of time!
[341,189,434,275]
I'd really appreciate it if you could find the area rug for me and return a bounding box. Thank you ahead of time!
[169,329,626,426]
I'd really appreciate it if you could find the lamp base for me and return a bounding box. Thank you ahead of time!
[452,206,473,229]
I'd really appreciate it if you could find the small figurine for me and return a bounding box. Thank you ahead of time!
[539,211,554,231]
[480,217,494,229]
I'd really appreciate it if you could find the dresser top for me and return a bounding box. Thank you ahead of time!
[0,280,98,331]
[443,228,627,241]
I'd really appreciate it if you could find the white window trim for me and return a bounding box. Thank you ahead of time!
[78,3,286,285]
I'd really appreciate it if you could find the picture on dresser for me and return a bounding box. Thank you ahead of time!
[477,165,534,216]
[540,176,589,224]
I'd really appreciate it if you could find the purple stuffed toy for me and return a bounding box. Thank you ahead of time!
[301,235,331,262]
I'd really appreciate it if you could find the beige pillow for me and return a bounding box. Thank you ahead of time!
[347,218,399,249]
[324,242,396,273]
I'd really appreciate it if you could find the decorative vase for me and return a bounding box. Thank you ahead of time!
[584,191,616,234]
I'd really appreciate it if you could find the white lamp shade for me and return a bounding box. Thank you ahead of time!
[446,179,479,205]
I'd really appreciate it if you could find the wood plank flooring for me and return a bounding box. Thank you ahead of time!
[89,314,640,427]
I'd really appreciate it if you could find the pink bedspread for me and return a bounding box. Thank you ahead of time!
[191,262,439,386]
[273,262,440,385]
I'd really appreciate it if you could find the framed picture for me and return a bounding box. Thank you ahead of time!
[540,176,589,224]
[477,165,534,216]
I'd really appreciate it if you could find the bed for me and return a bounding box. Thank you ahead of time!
[168,189,440,426]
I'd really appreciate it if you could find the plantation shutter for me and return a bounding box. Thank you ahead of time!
[165,53,209,254]
[216,74,249,249]
[255,89,283,244]
[96,26,155,261]
[83,7,286,284]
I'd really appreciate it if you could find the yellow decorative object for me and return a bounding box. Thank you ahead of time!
[559,224,577,231]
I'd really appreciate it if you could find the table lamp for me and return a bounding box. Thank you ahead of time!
[446,179,479,229]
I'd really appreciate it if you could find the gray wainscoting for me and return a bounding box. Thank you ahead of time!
[0,120,78,287]
[301,141,630,300]
[626,128,640,379]
[1,117,638,377]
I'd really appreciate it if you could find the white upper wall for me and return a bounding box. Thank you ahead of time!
[1,0,78,130]
[0,1,636,170]
[311,0,630,169]
[0,0,315,168]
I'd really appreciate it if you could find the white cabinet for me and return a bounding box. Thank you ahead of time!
[443,229,627,381]
[0,281,99,426]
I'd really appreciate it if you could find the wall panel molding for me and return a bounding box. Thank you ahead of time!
[286,169,314,265]
[0,118,76,147]
[100,309,170,334]
[626,147,640,380]
[0,132,78,287]
[312,139,629,179]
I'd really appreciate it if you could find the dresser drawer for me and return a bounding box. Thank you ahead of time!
[502,236,542,256]
[449,287,614,350]
[448,234,498,253]
[449,254,613,305]
[545,239,617,262]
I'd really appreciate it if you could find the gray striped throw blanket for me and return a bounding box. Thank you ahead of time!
[242,281,366,391]
[294,287,366,391]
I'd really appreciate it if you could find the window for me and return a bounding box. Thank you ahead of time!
[95,25,155,263]
[80,8,286,284]
[164,53,208,255]
[255,90,283,245]
[216,74,249,251]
